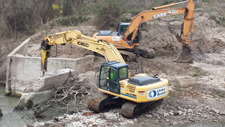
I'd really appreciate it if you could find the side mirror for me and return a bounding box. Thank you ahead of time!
[154,74,158,78]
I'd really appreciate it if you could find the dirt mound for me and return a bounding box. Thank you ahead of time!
[191,38,225,63]
[138,9,225,61]
[192,38,225,54]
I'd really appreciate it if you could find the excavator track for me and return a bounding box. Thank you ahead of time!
[88,93,164,118]
[133,46,155,58]
[88,93,126,112]
[88,93,109,112]
[119,50,137,62]
[119,47,155,63]
[121,99,164,118]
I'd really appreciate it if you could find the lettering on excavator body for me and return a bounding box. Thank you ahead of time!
[168,10,178,13]
[77,41,89,47]
[126,93,136,97]
[152,10,178,19]
[152,12,167,18]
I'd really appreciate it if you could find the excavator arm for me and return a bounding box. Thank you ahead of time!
[41,30,125,73]
[124,0,194,46]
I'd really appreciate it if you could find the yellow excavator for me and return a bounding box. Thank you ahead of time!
[93,0,194,63]
[41,30,169,118]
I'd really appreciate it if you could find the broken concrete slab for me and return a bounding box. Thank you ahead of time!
[14,90,53,111]
[23,68,74,93]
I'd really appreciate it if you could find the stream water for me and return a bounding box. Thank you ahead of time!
[0,86,73,127]
[0,86,35,127]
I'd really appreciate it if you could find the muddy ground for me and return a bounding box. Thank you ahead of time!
[15,7,225,126]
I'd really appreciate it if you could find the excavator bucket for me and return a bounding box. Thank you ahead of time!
[176,49,192,63]
[175,44,192,63]
[168,28,192,63]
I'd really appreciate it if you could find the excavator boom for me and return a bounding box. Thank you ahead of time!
[94,0,195,63]
[124,0,194,45]
[41,30,125,73]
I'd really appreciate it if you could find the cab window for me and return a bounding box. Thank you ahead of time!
[110,69,117,82]
[99,66,109,89]
[119,67,128,79]
[109,68,119,93]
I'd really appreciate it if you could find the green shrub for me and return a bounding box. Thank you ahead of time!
[94,0,126,30]
[160,0,180,5]
[62,0,84,16]
[56,16,89,26]
[0,0,55,37]
[202,0,209,2]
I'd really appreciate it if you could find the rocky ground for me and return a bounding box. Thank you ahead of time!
[12,7,225,127]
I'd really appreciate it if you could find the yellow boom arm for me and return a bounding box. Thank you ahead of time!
[41,30,125,72]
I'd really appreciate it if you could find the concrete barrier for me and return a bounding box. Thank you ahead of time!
[5,37,94,96]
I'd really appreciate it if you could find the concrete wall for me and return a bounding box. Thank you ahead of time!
[5,38,94,95]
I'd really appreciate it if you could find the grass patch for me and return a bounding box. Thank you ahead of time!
[126,8,145,17]
[211,89,225,98]
[160,0,180,6]
[167,80,182,99]
[202,0,209,2]
[168,82,203,99]
[192,68,207,77]
[56,16,89,26]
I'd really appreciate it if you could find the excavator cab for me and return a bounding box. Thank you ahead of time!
[117,23,141,43]
[99,61,128,94]
[117,23,129,35]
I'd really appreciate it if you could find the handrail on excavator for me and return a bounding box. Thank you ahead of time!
[152,0,189,10]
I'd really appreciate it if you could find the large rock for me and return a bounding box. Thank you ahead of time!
[24,68,74,92]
